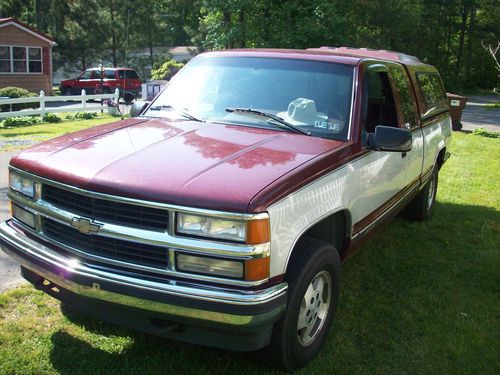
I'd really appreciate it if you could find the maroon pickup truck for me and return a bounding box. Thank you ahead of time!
[1,47,451,370]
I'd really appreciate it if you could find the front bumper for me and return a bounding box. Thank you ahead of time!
[0,221,287,351]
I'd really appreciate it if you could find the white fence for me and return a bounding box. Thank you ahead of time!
[0,88,120,119]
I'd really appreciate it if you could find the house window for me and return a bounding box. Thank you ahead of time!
[0,46,10,72]
[0,46,43,74]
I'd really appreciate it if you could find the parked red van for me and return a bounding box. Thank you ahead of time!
[60,67,142,102]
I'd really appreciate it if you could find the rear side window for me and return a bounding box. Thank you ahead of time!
[416,72,446,108]
[105,69,115,79]
[118,70,139,79]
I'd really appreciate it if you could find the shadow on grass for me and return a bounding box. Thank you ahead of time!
[47,201,498,375]
[0,131,48,138]
[50,304,273,375]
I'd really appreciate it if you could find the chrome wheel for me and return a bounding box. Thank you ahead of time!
[427,173,436,212]
[297,270,332,347]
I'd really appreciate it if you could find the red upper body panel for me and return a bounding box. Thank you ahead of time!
[10,118,345,212]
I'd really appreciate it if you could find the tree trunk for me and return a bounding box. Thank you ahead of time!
[456,1,470,71]
[147,2,154,68]
[223,11,234,49]
[109,0,117,67]
[465,5,476,84]
[239,10,245,48]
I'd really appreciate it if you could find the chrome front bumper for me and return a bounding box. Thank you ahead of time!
[0,221,287,338]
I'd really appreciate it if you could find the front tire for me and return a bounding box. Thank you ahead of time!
[265,238,341,371]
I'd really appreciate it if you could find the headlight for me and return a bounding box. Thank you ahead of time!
[176,213,270,244]
[176,253,244,279]
[177,213,246,242]
[9,172,35,198]
[11,203,36,229]
[176,253,270,281]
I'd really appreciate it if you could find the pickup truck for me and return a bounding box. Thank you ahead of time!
[0,47,451,371]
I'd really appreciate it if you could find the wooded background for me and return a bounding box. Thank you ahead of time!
[0,0,498,91]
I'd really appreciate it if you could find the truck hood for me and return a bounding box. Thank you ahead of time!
[11,117,343,212]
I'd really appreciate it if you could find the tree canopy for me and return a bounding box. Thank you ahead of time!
[0,0,498,90]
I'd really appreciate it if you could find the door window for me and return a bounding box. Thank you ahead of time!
[364,71,398,134]
[390,67,419,129]
[79,70,93,79]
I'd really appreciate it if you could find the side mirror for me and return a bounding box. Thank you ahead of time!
[369,125,412,152]
[130,100,150,117]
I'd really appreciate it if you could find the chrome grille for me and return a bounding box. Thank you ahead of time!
[42,217,169,269]
[42,184,169,232]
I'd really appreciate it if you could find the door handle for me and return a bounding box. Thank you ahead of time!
[401,152,407,158]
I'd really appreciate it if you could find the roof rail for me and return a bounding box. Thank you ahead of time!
[307,46,423,64]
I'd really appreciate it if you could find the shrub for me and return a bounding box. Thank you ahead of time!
[0,86,38,111]
[1,116,41,128]
[74,111,98,119]
[151,59,184,81]
[472,127,500,138]
[65,111,98,120]
[43,113,62,123]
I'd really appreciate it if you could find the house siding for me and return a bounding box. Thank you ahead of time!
[0,24,52,94]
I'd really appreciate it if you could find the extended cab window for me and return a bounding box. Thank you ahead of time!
[364,71,398,133]
[390,67,419,129]
[416,72,446,108]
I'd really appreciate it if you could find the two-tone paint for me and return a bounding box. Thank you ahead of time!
[0,48,452,351]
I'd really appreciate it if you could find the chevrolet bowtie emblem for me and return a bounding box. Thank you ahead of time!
[71,217,102,234]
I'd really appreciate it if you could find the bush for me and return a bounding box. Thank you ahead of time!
[43,113,62,123]
[0,86,38,111]
[65,111,98,120]
[472,127,500,138]
[1,116,41,128]
[151,59,184,81]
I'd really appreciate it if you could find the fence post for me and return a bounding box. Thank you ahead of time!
[114,88,120,104]
[39,90,45,120]
[81,89,87,111]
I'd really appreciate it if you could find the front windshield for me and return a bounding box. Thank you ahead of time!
[144,56,354,141]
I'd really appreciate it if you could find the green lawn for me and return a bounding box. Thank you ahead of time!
[0,113,122,151]
[0,132,498,375]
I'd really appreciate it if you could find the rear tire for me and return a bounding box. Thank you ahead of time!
[61,86,72,96]
[264,238,341,371]
[404,166,438,221]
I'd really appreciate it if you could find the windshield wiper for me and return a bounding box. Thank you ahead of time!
[225,107,311,136]
[149,105,204,122]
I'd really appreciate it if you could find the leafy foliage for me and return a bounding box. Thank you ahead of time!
[0,0,498,91]
[65,112,99,120]
[151,59,184,80]
[1,116,41,128]
[472,127,500,138]
[0,87,37,111]
[42,113,62,123]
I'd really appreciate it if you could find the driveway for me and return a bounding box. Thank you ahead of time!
[461,95,500,132]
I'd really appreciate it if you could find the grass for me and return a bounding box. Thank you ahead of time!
[0,132,498,374]
[0,113,122,151]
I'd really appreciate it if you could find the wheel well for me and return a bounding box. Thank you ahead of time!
[300,211,349,258]
[436,147,447,170]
